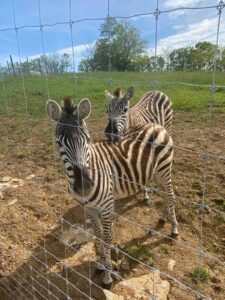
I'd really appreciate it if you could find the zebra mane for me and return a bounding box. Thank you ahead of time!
[61,97,77,115]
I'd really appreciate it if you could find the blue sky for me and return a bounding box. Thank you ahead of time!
[0,0,224,69]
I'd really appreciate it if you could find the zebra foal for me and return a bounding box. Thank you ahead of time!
[46,97,178,286]
[104,86,173,141]
[105,86,173,203]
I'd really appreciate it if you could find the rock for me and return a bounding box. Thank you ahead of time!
[11,184,19,189]
[167,259,176,271]
[26,174,36,180]
[0,182,10,188]
[1,176,11,182]
[103,289,124,300]
[121,259,130,271]
[0,192,4,200]
[0,177,24,189]
[113,271,170,300]
[61,225,94,246]
[7,199,18,206]
[11,178,24,186]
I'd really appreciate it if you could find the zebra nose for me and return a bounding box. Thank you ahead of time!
[73,165,93,193]
[105,120,118,137]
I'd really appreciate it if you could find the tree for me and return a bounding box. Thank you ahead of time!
[129,54,151,72]
[169,47,194,71]
[218,47,225,71]
[79,18,147,71]
[193,42,217,71]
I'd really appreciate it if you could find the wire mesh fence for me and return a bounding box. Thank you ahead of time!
[0,0,225,300]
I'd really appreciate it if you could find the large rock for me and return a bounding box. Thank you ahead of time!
[112,271,170,300]
[103,289,124,300]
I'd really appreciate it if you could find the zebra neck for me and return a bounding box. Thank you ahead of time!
[125,112,131,132]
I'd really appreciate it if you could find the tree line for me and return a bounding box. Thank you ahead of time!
[1,53,71,76]
[1,17,225,75]
[78,18,225,72]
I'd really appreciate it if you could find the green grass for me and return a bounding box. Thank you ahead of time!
[0,71,225,119]
[190,267,210,283]
[160,244,171,255]
[125,242,154,265]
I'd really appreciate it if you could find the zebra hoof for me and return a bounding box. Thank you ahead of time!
[158,218,167,226]
[143,198,151,206]
[171,233,179,241]
[102,282,112,290]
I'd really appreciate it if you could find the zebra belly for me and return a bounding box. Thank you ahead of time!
[113,175,145,200]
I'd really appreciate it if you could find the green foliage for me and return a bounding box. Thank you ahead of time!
[1,53,71,75]
[125,242,154,265]
[169,42,219,71]
[76,17,225,72]
[79,18,147,72]
[160,244,171,254]
[191,267,210,283]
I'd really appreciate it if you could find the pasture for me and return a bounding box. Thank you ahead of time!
[0,71,225,299]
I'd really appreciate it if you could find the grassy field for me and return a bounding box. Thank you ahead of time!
[1,71,225,119]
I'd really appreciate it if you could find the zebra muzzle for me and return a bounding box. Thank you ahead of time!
[105,120,119,142]
[73,165,93,194]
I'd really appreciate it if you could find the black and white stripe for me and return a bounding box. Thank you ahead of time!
[46,97,178,286]
[105,86,173,141]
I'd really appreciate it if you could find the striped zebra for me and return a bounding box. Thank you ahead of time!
[105,86,173,203]
[46,97,178,287]
[104,86,173,140]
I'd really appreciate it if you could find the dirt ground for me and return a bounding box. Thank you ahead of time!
[0,110,224,300]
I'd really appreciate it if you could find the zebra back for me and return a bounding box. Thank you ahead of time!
[130,91,173,134]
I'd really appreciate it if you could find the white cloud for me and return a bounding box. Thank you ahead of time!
[56,42,95,57]
[164,0,204,8]
[156,18,225,51]
[172,24,185,30]
[169,10,188,19]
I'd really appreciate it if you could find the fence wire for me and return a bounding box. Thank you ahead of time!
[0,1,225,300]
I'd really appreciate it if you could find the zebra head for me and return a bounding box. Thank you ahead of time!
[104,86,134,142]
[46,97,93,196]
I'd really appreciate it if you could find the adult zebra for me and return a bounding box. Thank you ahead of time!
[46,97,178,286]
[105,86,173,203]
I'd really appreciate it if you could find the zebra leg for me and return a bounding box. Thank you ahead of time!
[153,173,168,223]
[101,210,113,287]
[156,166,178,237]
[85,207,105,272]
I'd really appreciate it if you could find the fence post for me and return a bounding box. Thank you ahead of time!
[9,55,16,77]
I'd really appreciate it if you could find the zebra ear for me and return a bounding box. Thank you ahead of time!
[75,98,91,120]
[46,100,62,121]
[123,86,134,102]
[104,90,114,102]
[114,87,123,98]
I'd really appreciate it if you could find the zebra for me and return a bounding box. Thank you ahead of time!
[104,86,173,203]
[46,97,178,287]
[104,86,173,140]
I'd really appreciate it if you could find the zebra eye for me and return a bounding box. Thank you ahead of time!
[123,108,128,113]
